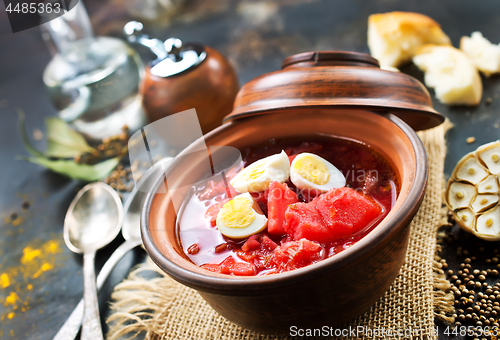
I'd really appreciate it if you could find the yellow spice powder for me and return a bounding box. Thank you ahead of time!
[4,292,19,306]
[0,238,63,322]
[0,273,10,288]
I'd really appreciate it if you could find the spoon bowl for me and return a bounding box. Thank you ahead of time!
[64,183,123,253]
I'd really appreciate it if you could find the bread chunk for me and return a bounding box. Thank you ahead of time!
[413,45,482,106]
[368,11,451,68]
[461,32,500,77]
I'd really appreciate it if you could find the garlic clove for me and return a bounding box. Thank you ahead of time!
[475,206,500,240]
[455,208,475,232]
[477,141,500,175]
[477,175,500,194]
[471,194,499,213]
[447,182,476,210]
[455,155,489,184]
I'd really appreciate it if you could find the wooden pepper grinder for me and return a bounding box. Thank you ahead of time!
[124,21,239,134]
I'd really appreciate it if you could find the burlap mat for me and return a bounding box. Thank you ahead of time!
[106,122,453,340]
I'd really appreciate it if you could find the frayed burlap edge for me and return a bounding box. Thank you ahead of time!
[107,121,452,340]
[433,207,455,324]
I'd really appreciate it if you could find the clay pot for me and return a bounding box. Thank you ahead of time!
[141,51,443,333]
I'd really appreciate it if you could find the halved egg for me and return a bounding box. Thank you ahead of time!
[230,150,290,193]
[216,193,268,239]
[290,153,345,192]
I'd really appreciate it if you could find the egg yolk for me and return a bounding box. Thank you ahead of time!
[220,196,256,228]
[293,156,330,185]
[238,163,266,181]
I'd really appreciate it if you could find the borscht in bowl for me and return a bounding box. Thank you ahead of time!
[141,51,443,332]
[178,136,399,276]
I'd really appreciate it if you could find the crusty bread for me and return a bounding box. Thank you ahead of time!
[460,32,500,77]
[368,12,451,68]
[412,45,482,106]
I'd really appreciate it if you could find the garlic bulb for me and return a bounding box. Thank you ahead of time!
[445,140,500,240]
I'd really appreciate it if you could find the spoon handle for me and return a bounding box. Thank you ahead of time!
[52,240,141,340]
[81,251,104,340]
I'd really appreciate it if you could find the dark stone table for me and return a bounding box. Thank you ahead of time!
[1,0,499,339]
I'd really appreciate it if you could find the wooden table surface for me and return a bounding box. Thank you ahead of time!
[1,0,500,339]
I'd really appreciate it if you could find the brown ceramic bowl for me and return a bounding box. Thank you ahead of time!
[141,52,441,334]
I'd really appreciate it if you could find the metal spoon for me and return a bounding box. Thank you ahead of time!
[54,159,171,340]
[63,182,123,340]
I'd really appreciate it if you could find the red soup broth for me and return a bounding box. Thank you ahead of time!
[177,136,400,276]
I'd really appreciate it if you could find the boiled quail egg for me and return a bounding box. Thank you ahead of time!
[290,153,345,192]
[216,193,268,239]
[230,150,290,193]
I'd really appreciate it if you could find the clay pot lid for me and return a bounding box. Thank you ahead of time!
[224,51,444,131]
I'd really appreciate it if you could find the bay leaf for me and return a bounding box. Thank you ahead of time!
[45,117,95,158]
[18,156,120,182]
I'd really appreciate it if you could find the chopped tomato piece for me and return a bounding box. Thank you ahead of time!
[219,257,235,274]
[284,187,382,243]
[284,201,329,241]
[215,256,257,276]
[231,262,257,276]
[241,235,261,251]
[315,187,382,240]
[260,234,278,251]
[267,239,324,272]
[267,181,299,235]
[235,249,258,262]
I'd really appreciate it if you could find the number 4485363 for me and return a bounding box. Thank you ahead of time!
[5,2,63,14]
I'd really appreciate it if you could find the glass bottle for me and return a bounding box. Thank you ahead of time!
[41,2,146,140]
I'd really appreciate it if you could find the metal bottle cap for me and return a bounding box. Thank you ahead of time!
[124,21,206,78]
